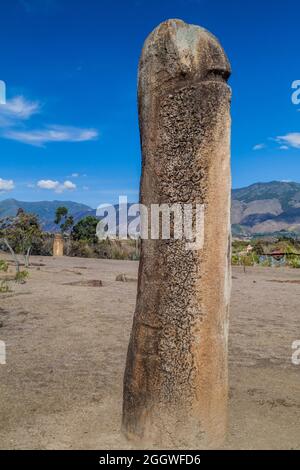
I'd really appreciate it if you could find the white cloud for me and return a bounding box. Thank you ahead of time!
[4,96,40,119]
[37,179,77,193]
[4,125,98,147]
[63,180,76,190]
[37,179,59,190]
[279,145,289,150]
[0,93,98,148]
[0,95,40,127]
[0,178,15,192]
[71,173,79,178]
[253,143,266,151]
[276,133,300,149]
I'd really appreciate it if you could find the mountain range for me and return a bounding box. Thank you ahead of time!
[2,181,300,237]
[0,199,93,232]
[231,181,300,236]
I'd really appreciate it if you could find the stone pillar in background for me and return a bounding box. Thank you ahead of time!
[53,234,64,257]
[122,19,232,448]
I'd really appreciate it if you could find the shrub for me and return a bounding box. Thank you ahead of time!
[260,257,272,267]
[0,281,9,293]
[231,254,240,265]
[288,257,300,268]
[0,259,10,293]
[15,270,29,284]
[68,240,95,258]
[38,235,54,256]
[239,254,255,267]
[0,260,8,272]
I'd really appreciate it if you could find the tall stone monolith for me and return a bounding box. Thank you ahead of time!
[53,233,64,257]
[123,19,232,448]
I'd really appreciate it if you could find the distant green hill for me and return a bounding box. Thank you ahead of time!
[0,199,93,231]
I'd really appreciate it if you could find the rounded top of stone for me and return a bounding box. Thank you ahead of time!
[139,19,231,88]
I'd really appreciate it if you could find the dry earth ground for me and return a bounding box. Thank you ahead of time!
[0,254,300,449]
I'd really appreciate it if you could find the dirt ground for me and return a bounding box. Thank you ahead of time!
[0,254,300,450]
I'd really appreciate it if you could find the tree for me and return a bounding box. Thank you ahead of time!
[0,209,43,271]
[252,240,265,256]
[54,207,74,234]
[71,216,99,243]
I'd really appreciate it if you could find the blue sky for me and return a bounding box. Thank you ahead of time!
[0,0,299,208]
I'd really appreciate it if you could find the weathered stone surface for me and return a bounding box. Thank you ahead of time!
[53,234,64,257]
[123,19,232,448]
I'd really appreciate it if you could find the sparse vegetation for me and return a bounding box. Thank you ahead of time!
[15,270,29,284]
[232,237,300,268]
[0,259,9,293]
[0,259,8,272]
[0,209,43,273]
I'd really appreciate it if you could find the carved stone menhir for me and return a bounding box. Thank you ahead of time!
[53,233,64,257]
[123,19,232,448]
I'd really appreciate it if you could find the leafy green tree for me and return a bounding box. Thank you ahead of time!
[71,216,99,243]
[0,209,43,271]
[54,206,74,234]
